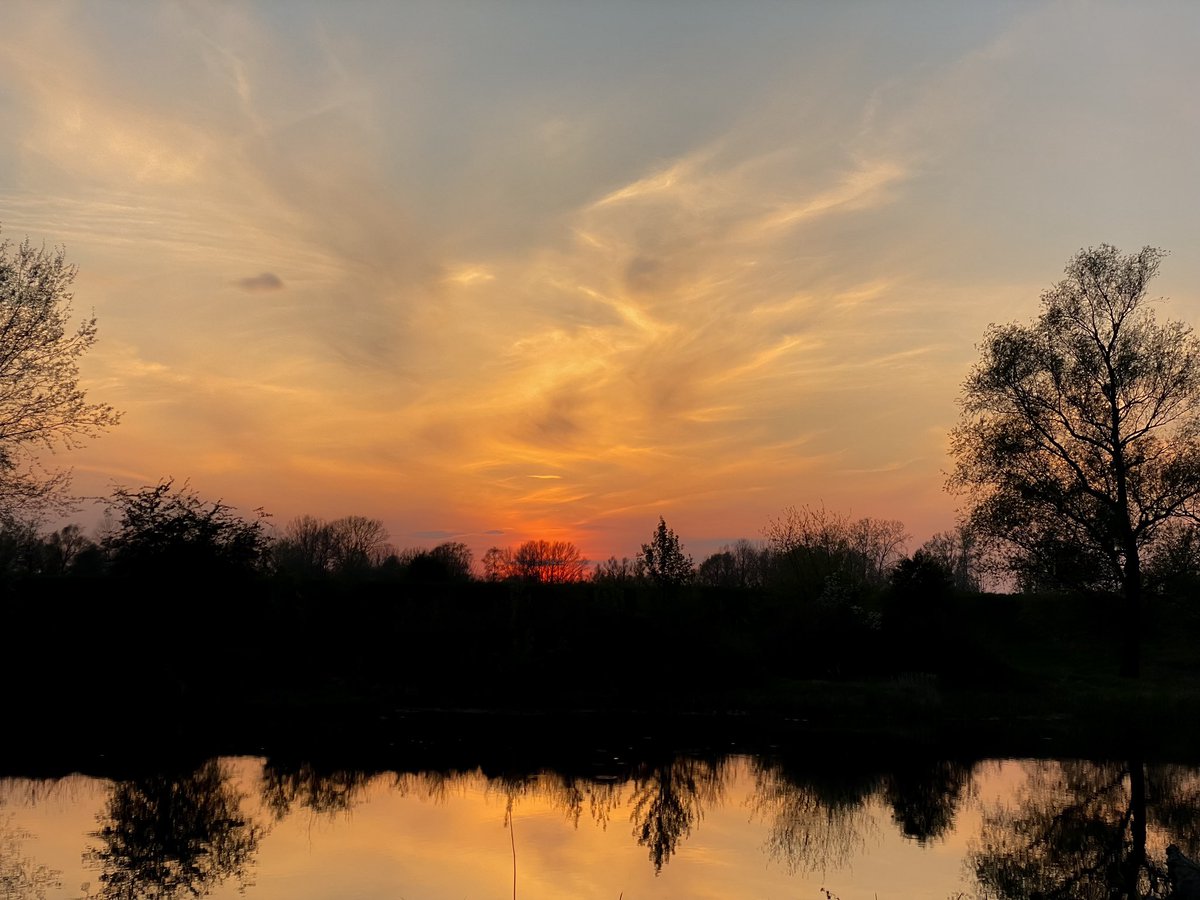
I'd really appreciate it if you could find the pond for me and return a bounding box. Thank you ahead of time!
[3,752,1197,899]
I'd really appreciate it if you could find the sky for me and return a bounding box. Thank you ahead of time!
[3,1,1200,566]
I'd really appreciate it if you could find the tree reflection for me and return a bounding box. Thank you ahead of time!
[751,759,881,875]
[1,808,60,900]
[259,763,371,820]
[968,759,1200,899]
[486,771,625,832]
[883,759,975,844]
[86,760,263,900]
[628,757,725,872]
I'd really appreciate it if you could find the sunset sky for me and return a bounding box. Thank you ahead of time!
[3,1,1199,565]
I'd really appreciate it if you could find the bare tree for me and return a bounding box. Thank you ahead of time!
[42,523,95,575]
[919,524,983,592]
[274,514,336,575]
[508,539,588,583]
[764,504,907,595]
[949,245,1200,676]
[482,546,509,582]
[697,540,768,589]
[0,235,120,520]
[327,515,393,573]
[593,555,646,584]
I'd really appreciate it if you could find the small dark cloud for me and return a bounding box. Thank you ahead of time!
[411,529,459,540]
[235,272,285,292]
[484,529,505,535]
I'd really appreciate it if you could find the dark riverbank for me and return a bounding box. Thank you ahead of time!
[6,575,1200,775]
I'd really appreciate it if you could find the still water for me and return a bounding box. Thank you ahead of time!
[2,754,1196,899]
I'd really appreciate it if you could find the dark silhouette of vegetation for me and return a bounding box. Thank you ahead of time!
[764,503,907,601]
[0,234,120,522]
[641,517,694,587]
[399,541,474,582]
[951,245,1200,677]
[883,550,957,668]
[696,539,768,589]
[484,539,588,583]
[918,524,983,592]
[592,554,646,583]
[103,480,270,581]
[7,492,1200,766]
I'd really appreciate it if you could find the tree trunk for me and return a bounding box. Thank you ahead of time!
[1121,554,1143,679]
[1124,759,1147,900]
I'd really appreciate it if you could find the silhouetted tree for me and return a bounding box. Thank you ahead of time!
[1144,521,1200,601]
[102,480,270,580]
[950,245,1200,677]
[0,518,41,578]
[920,524,983,592]
[41,523,95,575]
[507,539,588,583]
[482,546,508,582]
[641,517,693,587]
[273,514,335,576]
[883,549,956,666]
[697,539,767,588]
[593,555,646,583]
[764,504,907,599]
[0,235,120,522]
[428,541,473,579]
[403,541,474,581]
[327,515,393,574]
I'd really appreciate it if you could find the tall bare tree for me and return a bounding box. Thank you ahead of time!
[0,236,120,520]
[950,245,1200,676]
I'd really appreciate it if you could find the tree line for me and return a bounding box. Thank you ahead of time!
[0,480,949,593]
[4,232,1200,677]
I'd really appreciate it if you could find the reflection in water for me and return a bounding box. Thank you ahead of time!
[884,759,975,844]
[485,771,624,831]
[0,808,60,899]
[480,759,726,872]
[750,756,976,876]
[751,758,882,875]
[628,757,725,872]
[85,760,263,900]
[6,753,1200,897]
[260,762,371,820]
[968,760,1200,899]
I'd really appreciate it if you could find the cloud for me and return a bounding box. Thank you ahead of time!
[410,529,460,540]
[235,272,285,292]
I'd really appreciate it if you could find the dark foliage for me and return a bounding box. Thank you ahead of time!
[103,480,270,580]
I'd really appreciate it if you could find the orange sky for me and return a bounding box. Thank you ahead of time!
[3,2,1200,566]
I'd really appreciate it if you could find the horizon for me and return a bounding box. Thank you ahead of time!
[4,2,1200,566]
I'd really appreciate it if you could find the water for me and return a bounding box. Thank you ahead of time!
[2,755,1195,899]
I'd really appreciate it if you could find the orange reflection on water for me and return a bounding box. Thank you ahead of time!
[0,756,991,900]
